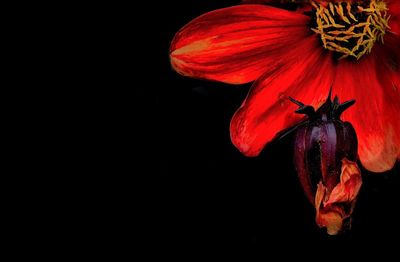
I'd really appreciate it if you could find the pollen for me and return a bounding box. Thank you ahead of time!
[311,0,390,60]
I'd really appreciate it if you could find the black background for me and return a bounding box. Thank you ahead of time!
[152,0,400,252]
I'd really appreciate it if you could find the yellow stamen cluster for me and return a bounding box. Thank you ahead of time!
[311,0,390,60]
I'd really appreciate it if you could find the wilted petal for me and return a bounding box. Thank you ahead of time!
[315,159,362,235]
[325,159,363,205]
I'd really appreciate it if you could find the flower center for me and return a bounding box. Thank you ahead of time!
[311,0,390,60]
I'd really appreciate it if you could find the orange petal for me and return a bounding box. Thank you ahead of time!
[170,5,310,84]
[325,159,362,205]
[315,159,362,235]
[230,36,336,157]
[315,182,343,235]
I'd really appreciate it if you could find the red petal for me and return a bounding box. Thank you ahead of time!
[170,5,310,84]
[230,37,336,156]
[241,0,277,4]
[333,46,400,172]
[240,0,359,3]
[375,34,400,162]
[241,0,312,13]
[388,0,400,35]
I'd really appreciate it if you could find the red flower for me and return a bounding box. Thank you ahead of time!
[170,0,400,173]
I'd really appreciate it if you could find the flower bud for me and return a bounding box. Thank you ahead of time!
[290,91,362,235]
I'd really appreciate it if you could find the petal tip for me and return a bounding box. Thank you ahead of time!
[169,52,189,77]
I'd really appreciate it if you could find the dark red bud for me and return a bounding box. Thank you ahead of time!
[291,90,361,235]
